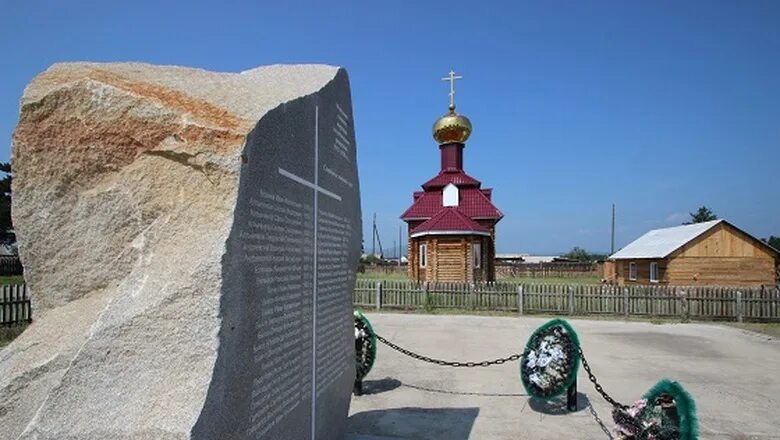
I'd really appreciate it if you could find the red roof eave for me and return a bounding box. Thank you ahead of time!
[410,207,491,235]
[421,171,482,190]
[401,188,502,221]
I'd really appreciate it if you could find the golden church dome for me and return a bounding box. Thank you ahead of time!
[432,108,472,145]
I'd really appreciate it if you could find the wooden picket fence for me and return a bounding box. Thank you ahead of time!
[0,256,23,276]
[354,280,780,323]
[0,284,32,326]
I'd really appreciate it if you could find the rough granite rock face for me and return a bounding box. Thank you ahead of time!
[1,62,361,439]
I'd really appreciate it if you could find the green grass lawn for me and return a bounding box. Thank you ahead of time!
[357,271,409,281]
[497,275,602,285]
[357,272,602,285]
[0,275,25,285]
[724,322,780,339]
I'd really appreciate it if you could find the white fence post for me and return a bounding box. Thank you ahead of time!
[736,291,743,323]
[568,286,575,315]
[623,287,630,316]
[375,281,382,311]
[517,285,524,315]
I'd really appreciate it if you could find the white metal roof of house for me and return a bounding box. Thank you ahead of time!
[495,253,528,260]
[609,220,722,259]
[521,256,561,264]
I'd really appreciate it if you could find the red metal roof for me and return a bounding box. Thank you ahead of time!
[410,208,490,237]
[401,187,503,221]
[421,170,481,190]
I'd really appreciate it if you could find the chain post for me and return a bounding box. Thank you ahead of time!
[566,379,577,412]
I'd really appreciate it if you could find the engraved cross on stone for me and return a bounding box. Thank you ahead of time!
[276,104,344,440]
[441,70,463,110]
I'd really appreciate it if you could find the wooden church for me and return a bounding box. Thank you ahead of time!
[401,72,503,282]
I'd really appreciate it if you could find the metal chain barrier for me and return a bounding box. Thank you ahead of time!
[578,346,627,409]
[375,333,523,367]
[367,319,688,438]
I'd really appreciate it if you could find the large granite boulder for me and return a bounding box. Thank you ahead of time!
[1,62,361,439]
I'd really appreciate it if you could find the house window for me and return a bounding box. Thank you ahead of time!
[628,262,637,281]
[650,262,659,283]
[473,243,482,268]
[419,244,427,268]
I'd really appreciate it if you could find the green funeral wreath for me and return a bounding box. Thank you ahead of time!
[611,379,698,440]
[520,318,581,400]
[353,310,376,381]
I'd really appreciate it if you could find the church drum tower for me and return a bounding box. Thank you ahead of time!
[401,71,503,282]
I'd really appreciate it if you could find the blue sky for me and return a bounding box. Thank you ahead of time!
[1,1,778,255]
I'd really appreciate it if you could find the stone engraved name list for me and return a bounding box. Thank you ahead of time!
[185,67,359,440]
[316,209,352,395]
[332,103,351,163]
[244,96,358,439]
[244,190,314,437]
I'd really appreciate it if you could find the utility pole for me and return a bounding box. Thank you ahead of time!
[371,214,384,258]
[611,204,616,255]
[398,224,402,267]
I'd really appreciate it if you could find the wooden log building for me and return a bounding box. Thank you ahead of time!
[604,219,780,286]
[400,72,503,282]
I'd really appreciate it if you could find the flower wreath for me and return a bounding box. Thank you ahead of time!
[353,310,376,381]
[520,319,581,400]
[612,379,698,440]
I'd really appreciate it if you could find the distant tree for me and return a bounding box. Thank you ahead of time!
[562,246,591,262]
[588,252,609,261]
[0,162,13,244]
[762,236,780,251]
[683,206,717,224]
[360,254,384,265]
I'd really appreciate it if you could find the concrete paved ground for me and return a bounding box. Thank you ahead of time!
[345,313,780,440]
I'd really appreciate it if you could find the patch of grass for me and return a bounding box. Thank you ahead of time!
[0,324,29,348]
[0,275,25,285]
[497,276,603,285]
[723,323,780,339]
[364,307,691,323]
[357,273,603,285]
[363,307,780,335]
[357,271,408,281]
[367,307,519,317]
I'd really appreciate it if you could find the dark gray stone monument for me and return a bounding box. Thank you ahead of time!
[193,68,361,440]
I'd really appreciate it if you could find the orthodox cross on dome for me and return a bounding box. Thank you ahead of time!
[441,70,463,111]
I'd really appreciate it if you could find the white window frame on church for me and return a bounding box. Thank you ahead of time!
[473,243,481,268]
[419,244,427,268]
[443,183,459,207]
